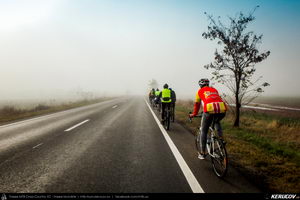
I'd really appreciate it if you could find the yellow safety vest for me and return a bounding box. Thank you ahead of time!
[155,91,160,96]
[161,89,171,103]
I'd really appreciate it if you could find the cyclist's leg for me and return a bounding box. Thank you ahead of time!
[169,103,172,118]
[200,112,213,154]
[214,113,226,138]
[159,100,162,112]
[161,103,166,121]
[172,103,175,120]
[173,102,176,112]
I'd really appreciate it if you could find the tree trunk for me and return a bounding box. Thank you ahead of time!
[234,101,240,127]
[234,74,241,127]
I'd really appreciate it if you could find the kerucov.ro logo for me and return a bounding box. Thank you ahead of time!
[270,194,298,199]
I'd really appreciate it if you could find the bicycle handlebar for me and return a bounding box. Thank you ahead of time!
[188,112,203,123]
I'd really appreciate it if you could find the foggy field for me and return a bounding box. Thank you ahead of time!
[0,99,75,110]
[0,97,114,125]
[246,96,300,118]
[254,96,300,109]
[1,95,299,125]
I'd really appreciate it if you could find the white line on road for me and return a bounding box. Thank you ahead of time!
[64,119,90,132]
[33,143,43,149]
[144,100,204,193]
[112,105,118,109]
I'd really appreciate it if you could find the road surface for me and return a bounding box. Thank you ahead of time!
[0,96,260,193]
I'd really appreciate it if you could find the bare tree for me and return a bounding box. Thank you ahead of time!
[148,79,159,89]
[202,6,270,127]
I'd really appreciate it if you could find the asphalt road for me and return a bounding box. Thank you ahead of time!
[0,96,260,193]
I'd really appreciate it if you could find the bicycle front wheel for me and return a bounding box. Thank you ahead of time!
[210,138,228,178]
[195,131,201,154]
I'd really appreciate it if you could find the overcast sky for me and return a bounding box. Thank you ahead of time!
[0,0,299,100]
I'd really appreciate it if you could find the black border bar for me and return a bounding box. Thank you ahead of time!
[2,193,297,200]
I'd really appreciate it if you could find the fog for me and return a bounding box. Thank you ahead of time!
[1,0,300,103]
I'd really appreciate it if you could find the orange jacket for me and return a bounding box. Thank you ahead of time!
[192,86,227,115]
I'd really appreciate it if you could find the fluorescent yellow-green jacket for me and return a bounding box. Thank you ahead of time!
[155,91,160,96]
[161,88,172,103]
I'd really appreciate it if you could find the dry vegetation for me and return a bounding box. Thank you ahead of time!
[0,98,111,125]
[175,100,300,193]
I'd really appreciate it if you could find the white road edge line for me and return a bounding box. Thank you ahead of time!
[64,119,90,132]
[112,105,118,109]
[33,143,43,149]
[144,99,204,193]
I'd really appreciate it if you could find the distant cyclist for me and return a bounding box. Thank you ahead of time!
[149,88,155,103]
[189,78,227,159]
[154,88,161,108]
[159,84,172,123]
[169,88,176,122]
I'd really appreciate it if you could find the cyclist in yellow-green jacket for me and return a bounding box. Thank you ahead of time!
[154,88,161,108]
[159,84,172,123]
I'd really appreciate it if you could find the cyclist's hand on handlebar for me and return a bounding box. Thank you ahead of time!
[189,112,203,119]
[189,113,195,118]
[188,112,195,123]
[188,111,195,119]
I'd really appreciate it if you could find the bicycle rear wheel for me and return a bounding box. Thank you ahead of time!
[164,110,170,130]
[210,138,228,178]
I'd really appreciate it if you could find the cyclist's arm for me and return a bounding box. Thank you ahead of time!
[191,92,201,116]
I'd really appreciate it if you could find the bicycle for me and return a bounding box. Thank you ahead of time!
[162,104,171,130]
[157,101,162,113]
[149,96,154,107]
[189,113,228,178]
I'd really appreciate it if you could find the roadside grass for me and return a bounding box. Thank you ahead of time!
[0,98,112,125]
[175,100,300,193]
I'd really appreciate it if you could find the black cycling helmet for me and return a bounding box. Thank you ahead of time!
[163,83,168,89]
[198,78,209,88]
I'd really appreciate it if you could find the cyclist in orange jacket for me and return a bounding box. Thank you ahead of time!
[189,78,227,159]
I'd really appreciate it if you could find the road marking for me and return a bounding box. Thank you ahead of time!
[64,119,90,132]
[33,143,43,149]
[112,105,118,109]
[144,100,204,193]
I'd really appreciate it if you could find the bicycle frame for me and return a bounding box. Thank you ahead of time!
[206,127,224,158]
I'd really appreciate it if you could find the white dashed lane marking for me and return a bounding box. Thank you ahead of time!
[64,119,90,132]
[33,143,43,149]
